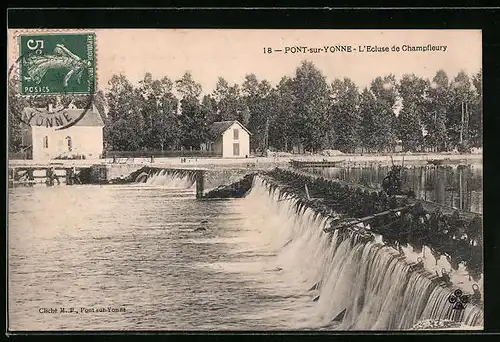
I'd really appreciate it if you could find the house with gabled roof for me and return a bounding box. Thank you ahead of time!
[207,120,251,158]
[21,103,105,160]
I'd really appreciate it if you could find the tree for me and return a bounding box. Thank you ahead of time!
[138,73,157,149]
[447,70,475,150]
[175,71,202,99]
[329,77,361,153]
[105,74,144,150]
[397,74,427,152]
[8,79,26,152]
[214,80,246,122]
[242,75,274,151]
[369,75,397,152]
[425,70,450,152]
[178,96,205,149]
[242,74,260,149]
[138,73,179,150]
[155,77,180,150]
[470,69,482,147]
[176,72,205,149]
[359,87,377,152]
[292,61,331,152]
[270,76,296,152]
[200,94,219,125]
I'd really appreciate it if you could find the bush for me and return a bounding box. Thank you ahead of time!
[457,142,471,154]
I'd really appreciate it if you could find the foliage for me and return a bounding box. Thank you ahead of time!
[330,78,361,153]
[397,74,427,152]
[176,72,205,149]
[8,61,483,153]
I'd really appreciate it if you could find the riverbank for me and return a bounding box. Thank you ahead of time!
[9,152,482,169]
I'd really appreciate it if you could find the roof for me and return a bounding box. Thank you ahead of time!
[208,121,251,140]
[23,107,104,127]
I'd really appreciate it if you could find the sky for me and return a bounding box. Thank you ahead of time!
[8,29,482,95]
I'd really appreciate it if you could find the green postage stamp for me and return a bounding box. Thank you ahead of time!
[19,33,96,95]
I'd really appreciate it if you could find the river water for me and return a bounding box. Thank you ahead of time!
[304,163,483,213]
[8,183,319,331]
[8,164,483,331]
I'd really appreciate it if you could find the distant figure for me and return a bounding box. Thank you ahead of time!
[46,167,60,186]
[73,166,81,184]
[113,155,117,164]
[70,166,81,184]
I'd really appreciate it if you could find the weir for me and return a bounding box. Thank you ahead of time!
[120,166,255,198]
[120,166,483,329]
[115,165,483,288]
[263,168,483,283]
[247,175,483,330]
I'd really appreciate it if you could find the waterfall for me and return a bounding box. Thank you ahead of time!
[138,169,196,189]
[243,176,484,330]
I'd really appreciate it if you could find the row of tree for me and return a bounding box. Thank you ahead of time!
[8,61,482,154]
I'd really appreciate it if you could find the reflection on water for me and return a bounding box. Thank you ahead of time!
[304,164,482,214]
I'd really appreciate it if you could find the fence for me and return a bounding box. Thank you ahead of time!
[103,150,219,159]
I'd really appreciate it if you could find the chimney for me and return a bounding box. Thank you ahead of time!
[48,103,53,112]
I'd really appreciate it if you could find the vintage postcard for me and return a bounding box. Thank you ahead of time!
[7,29,483,331]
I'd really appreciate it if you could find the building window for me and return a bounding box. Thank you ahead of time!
[233,128,239,140]
[66,136,72,152]
[233,143,240,156]
[43,136,49,149]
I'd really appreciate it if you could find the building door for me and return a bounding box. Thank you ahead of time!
[233,143,240,156]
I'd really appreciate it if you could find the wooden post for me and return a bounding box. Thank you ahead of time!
[27,169,33,181]
[304,183,311,201]
[196,170,205,199]
[100,165,107,183]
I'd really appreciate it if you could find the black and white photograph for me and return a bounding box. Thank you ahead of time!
[7,28,483,331]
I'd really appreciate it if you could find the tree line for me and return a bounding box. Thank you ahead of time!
[8,61,482,154]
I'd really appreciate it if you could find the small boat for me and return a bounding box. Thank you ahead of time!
[427,159,446,165]
[427,158,470,166]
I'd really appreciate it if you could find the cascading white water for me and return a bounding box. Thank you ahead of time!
[244,176,484,330]
[142,169,196,189]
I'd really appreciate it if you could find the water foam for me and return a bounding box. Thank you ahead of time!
[242,176,483,330]
[140,169,196,189]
